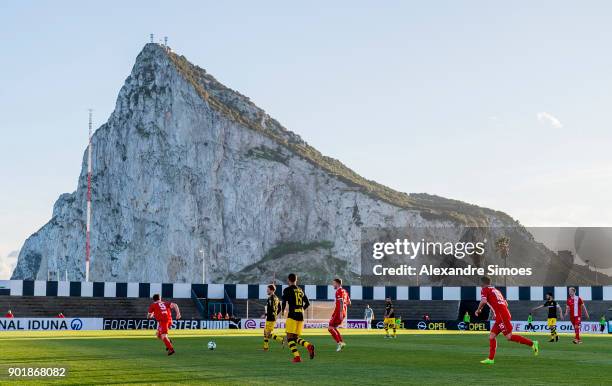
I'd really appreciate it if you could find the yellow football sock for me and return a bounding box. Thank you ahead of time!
[296,338,311,348]
[288,338,300,358]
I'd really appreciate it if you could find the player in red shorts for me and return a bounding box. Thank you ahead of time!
[475,277,539,364]
[147,294,181,356]
[565,287,589,344]
[328,278,351,352]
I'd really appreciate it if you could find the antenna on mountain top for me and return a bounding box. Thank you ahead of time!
[150,33,154,43]
[164,36,168,46]
[86,109,93,282]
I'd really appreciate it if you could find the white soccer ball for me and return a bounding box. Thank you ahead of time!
[207,341,217,350]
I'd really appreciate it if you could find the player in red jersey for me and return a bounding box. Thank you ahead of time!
[565,287,589,344]
[475,277,539,364]
[147,294,181,356]
[328,278,351,352]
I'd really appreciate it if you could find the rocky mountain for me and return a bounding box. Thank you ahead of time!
[13,43,603,285]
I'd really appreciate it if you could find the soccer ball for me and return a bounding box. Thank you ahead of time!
[207,341,217,350]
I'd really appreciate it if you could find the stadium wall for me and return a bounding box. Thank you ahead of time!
[1,280,611,301]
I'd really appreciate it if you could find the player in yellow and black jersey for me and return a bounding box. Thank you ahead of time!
[383,298,397,338]
[281,273,315,362]
[532,292,563,342]
[261,284,284,351]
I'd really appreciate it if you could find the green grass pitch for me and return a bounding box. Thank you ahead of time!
[0,330,610,385]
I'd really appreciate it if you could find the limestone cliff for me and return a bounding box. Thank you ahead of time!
[13,44,556,284]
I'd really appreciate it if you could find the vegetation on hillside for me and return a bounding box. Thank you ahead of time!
[246,145,290,166]
[233,240,334,275]
[225,240,362,284]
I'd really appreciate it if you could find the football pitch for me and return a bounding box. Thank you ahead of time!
[0,330,610,385]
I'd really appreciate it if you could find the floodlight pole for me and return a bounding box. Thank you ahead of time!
[85,109,93,282]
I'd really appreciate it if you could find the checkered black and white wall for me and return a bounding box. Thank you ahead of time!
[2,280,611,301]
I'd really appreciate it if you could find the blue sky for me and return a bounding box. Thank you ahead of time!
[1,1,612,277]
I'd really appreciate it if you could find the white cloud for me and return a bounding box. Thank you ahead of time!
[537,111,563,129]
[0,251,18,280]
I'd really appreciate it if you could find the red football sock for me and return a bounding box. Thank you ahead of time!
[329,328,341,343]
[335,328,343,343]
[575,328,580,340]
[162,336,173,350]
[328,328,335,341]
[488,338,497,360]
[510,334,533,346]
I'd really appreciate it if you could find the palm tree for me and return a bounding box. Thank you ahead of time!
[495,236,510,287]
